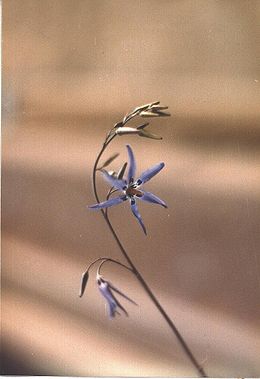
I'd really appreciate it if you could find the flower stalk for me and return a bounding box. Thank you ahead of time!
[86,102,207,377]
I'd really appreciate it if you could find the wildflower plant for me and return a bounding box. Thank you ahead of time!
[79,102,207,377]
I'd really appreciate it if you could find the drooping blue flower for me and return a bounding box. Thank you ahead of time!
[97,275,137,318]
[89,145,167,234]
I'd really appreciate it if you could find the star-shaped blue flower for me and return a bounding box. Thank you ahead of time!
[89,145,167,234]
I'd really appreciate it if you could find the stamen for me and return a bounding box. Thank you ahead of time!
[126,187,143,197]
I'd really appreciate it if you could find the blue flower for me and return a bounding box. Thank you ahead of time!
[97,275,137,318]
[89,145,167,234]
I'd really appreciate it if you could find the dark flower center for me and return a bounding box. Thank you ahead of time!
[126,187,143,197]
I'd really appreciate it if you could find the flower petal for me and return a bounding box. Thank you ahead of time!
[137,162,165,185]
[112,294,129,317]
[109,283,138,305]
[109,303,119,318]
[117,162,128,180]
[98,282,118,318]
[130,199,147,235]
[139,191,167,208]
[89,196,127,209]
[102,170,127,190]
[138,129,162,140]
[126,145,136,184]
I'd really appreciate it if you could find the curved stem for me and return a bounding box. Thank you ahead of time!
[92,135,207,378]
[97,258,133,276]
[82,256,132,276]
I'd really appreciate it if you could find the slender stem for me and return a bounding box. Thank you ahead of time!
[82,256,132,276]
[92,134,207,377]
[97,258,133,276]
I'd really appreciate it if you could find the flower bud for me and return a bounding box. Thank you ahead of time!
[116,127,140,136]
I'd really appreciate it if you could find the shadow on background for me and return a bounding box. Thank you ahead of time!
[2,1,260,377]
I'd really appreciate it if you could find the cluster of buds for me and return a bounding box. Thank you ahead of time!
[114,101,170,140]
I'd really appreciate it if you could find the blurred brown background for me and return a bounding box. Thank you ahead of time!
[2,0,260,376]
